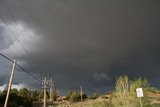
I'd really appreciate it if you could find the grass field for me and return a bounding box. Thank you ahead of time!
[144,104,160,107]
[47,99,160,107]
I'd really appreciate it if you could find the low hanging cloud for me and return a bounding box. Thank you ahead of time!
[0,22,41,57]
[0,83,26,91]
[92,72,111,82]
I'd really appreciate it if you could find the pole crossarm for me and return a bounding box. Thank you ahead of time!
[42,77,50,107]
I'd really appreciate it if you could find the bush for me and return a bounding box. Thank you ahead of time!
[66,91,87,102]
[51,90,57,101]
[88,93,99,99]
[66,91,73,100]
[145,87,160,94]
[0,89,35,107]
[110,75,149,107]
[82,92,87,100]
[69,91,81,102]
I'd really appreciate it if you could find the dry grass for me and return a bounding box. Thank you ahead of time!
[56,98,109,107]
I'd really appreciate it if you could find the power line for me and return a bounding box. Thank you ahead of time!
[0,0,42,74]
[0,53,13,62]
[17,64,41,83]
[0,53,41,83]
[0,14,39,74]
[1,0,34,59]
[0,22,18,59]
[0,13,40,75]
[1,0,16,22]
[0,1,47,82]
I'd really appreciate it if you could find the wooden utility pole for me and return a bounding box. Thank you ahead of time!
[4,61,16,107]
[42,77,49,107]
[80,85,83,102]
[49,78,54,102]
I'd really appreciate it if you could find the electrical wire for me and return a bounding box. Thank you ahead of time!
[0,53,42,83]
[0,0,42,74]
[0,0,48,82]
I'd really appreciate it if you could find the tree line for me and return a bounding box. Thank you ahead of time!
[1,75,160,107]
[0,88,55,107]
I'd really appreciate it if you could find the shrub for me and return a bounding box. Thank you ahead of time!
[66,91,73,100]
[69,91,81,102]
[66,91,87,102]
[110,75,149,107]
[88,93,99,99]
[145,87,160,94]
[51,90,57,101]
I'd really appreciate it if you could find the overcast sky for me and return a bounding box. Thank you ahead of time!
[0,0,160,95]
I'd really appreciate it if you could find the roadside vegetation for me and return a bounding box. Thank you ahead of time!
[0,88,51,107]
[1,75,160,107]
[58,75,160,107]
[0,88,33,107]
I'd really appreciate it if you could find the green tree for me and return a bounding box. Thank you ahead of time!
[51,89,57,101]
[19,88,31,98]
[0,88,35,107]
[82,92,87,100]
[18,88,33,107]
[66,91,73,100]
[66,91,87,102]
[9,90,23,106]
[37,89,49,101]
[69,91,81,102]
[0,90,7,102]
[10,88,19,95]
[31,90,39,101]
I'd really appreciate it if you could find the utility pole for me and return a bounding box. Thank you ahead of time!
[4,61,16,107]
[80,85,83,102]
[42,77,49,107]
[49,78,55,102]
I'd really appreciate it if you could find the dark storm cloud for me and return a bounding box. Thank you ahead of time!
[0,0,160,94]
[0,25,13,50]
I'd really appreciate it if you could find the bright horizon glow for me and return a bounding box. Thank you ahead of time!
[0,83,26,91]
